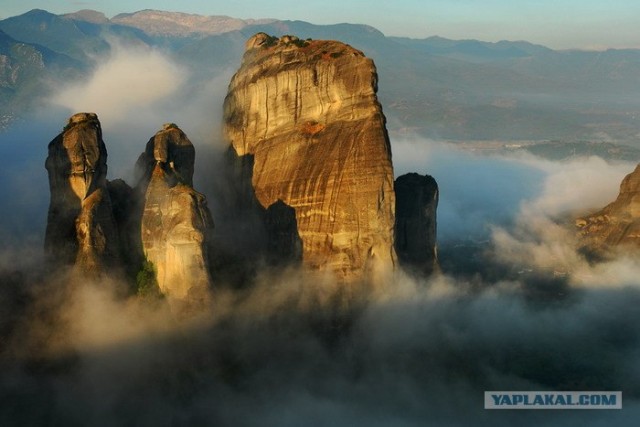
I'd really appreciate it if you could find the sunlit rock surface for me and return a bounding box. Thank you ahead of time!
[137,123,214,306]
[223,33,396,279]
[577,163,640,252]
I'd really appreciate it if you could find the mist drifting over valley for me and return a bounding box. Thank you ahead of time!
[1,8,640,427]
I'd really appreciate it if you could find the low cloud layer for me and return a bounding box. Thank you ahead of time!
[1,267,638,426]
[2,132,638,425]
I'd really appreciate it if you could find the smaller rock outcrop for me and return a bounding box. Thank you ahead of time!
[394,173,439,275]
[577,163,640,253]
[136,123,214,307]
[45,112,121,274]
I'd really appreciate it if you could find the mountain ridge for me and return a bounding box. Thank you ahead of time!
[111,9,277,37]
[1,8,640,147]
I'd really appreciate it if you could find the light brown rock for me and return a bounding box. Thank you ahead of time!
[137,124,214,307]
[223,34,396,279]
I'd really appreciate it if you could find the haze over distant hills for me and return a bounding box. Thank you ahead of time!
[1,8,640,151]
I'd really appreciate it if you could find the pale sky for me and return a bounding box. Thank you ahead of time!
[1,0,638,50]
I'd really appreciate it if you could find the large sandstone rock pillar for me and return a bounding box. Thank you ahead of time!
[223,33,396,279]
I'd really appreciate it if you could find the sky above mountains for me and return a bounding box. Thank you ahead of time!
[1,0,638,50]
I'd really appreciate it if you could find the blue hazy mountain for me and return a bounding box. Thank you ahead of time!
[1,8,639,145]
[0,26,83,126]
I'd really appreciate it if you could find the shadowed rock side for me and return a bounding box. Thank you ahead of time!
[44,113,121,274]
[212,148,268,260]
[106,178,139,275]
[265,200,303,265]
[136,124,214,308]
[223,33,396,279]
[577,163,640,254]
[394,173,439,275]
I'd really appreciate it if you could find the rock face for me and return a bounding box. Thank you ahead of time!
[394,173,439,275]
[223,33,396,278]
[45,112,121,273]
[136,123,214,305]
[577,163,640,251]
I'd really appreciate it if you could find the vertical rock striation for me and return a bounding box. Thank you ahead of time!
[223,33,396,279]
[136,123,214,307]
[45,112,121,274]
[577,163,640,252]
[394,173,439,275]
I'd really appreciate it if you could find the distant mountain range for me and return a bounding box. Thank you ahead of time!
[109,9,277,36]
[1,8,640,148]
